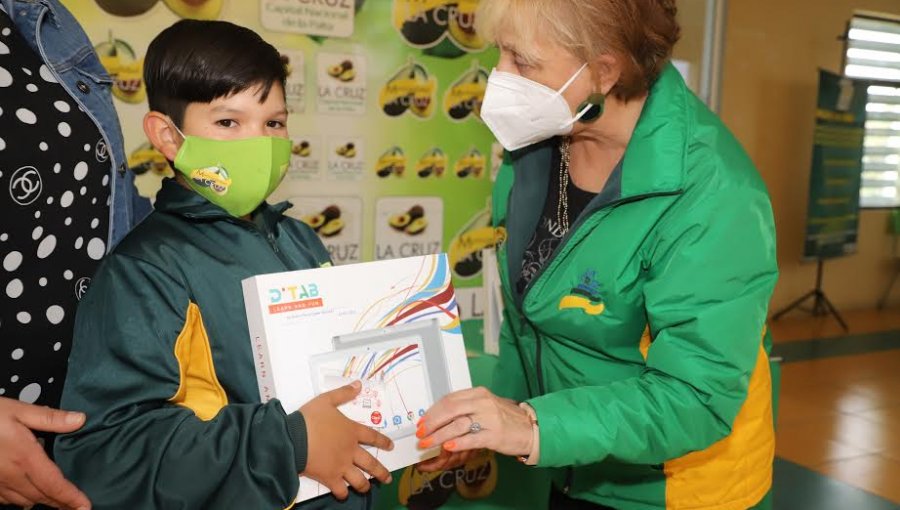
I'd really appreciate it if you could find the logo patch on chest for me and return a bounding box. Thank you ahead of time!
[558,270,606,316]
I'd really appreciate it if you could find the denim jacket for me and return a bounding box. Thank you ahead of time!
[2,0,151,248]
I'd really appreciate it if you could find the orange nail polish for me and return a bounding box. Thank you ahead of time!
[416,418,424,427]
[416,426,426,439]
[419,437,434,449]
[444,441,456,451]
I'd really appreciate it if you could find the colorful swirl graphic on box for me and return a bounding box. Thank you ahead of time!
[356,255,461,335]
[315,342,428,435]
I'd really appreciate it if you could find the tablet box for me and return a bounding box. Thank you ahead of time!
[242,254,471,503]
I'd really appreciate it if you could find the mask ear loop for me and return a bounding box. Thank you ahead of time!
[521,63,589,123]
[170,121,188,142]
[167,121,188,174]
[556,63,604,128]
[557,63,589,95]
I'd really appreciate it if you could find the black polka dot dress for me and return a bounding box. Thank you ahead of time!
[0,10,111,413]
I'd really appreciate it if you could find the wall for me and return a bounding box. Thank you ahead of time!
[720,0,899,313]
[672,0,709,93]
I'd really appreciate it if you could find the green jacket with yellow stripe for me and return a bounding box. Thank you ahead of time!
[55,179,374,510]
[491,65,778,510]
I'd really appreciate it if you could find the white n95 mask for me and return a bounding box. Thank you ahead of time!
[480,63,591,152]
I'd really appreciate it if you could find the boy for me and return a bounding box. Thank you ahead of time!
[55,20,393,509]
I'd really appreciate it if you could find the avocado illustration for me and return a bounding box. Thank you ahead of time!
[380,66,417,117]
[382,97,408,117]
[320,218,345,237]
[128,142,172,176]
[292,141,311,158]
[95,0,159,16]
[448,0,486,51]
[416,148,447,178]
[424,38,467,59]
[336,143,356,159]
[303,205,341,232]
[375,146,406,178]
[445,61,489,120]
[387,61,429,85]
[397,466,455,508]
[449,208,504,279]
[405,216,428,236]
[455,450,498,499]
[454,147,486,178]
[328,60,356,82]
[95,32,146,104]
[454,250,483,277]
[162,0,222,20]
[303,215,326,231]
[393,0,485,53]
[94,32,136,61]
[389,205,424,231]
[380,60,433,118]
[410,81,437,118]
[393,0,447,47]
[280,54,294,78]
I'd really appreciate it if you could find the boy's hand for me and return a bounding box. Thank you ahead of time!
[300,381,394,500]
[0,397,92,510]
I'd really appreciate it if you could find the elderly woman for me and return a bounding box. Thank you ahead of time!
[417,1,778,509]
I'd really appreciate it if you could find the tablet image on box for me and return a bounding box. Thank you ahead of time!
[309,319,451,440]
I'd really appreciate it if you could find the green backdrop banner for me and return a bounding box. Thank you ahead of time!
[63,0,504,316]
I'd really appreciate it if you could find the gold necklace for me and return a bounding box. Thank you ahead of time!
[557,137,571,235]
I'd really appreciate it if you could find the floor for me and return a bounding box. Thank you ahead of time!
[769,307,900,509]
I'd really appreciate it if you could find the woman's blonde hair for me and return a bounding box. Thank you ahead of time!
[476,0,680,100]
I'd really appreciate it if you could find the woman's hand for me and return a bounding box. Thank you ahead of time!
[415,448,478,473]
[416,387,533,457]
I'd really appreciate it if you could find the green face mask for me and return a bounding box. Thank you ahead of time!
[172,132,291,217]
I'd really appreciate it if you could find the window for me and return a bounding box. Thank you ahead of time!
[845,13,900,208]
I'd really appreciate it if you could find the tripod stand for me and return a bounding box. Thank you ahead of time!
[878,211,899,310]
[772,258,848,332]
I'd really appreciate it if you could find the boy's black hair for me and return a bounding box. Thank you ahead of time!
[144,20,287,128]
